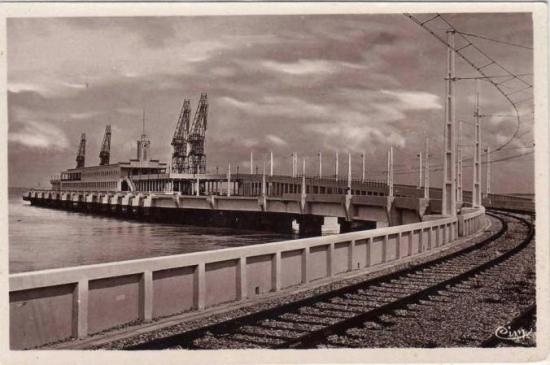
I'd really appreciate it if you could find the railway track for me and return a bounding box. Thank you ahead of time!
[127,210,535,350]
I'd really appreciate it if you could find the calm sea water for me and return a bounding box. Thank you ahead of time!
[8,188,293,274]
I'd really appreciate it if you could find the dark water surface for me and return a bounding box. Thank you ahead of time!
[8,188,293,274]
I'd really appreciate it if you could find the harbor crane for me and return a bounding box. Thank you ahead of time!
[99,125,111,166]
[170,93,208,174]
[76,133,86,169]
[171,99,191,173]
[187,93,208,174]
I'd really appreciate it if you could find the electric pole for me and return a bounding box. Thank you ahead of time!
[442,30,457,216]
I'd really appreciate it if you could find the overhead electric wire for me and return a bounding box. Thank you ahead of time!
[456,31,534,51]
[404,13,533,152]
[366,149,534,178]
[453,73,533,81]
[437,14,532,88]
[390,150,533,177]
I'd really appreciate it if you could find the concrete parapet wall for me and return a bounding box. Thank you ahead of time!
[483,196,534,214]
[9,207,485,349]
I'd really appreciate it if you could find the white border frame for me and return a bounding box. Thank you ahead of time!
[0,2,547,364]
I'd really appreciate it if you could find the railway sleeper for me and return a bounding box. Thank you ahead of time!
[259,319,325,332]
[297,306,357,319]
[278,313,340,325]
[238,325,306,340]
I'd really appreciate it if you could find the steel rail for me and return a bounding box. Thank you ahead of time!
[127,212,511,350]
[280,210,534,348]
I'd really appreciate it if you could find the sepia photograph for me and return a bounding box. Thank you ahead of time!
[1,2,548,364]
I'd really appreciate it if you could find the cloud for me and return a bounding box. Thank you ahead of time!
[261,59,338,75]
[8,82,49,95]
[241,138,258,148]
[68,111,104,120]
[266,134,288,146]
[116,107,142,116]
[181,40,232,63]
[380,90,442,110]
[219,95,329,120]
[8,79,92,98]
[260,59,369,77]
[9,120,69,149]
[210,66,237,78]
[304,122,405,152]
[218,88,441,152]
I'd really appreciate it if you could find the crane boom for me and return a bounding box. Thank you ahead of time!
[76,133,86,169]
[99,125,111,166]
[187,93,208,174]
[171,99,191,173]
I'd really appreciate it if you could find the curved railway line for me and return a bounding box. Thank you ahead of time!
[127,210,535,350]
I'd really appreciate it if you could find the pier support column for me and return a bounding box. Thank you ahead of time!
[121,194,132,214]
[321,216,340,235]
[376,221,389,228]
[291,219,300,234]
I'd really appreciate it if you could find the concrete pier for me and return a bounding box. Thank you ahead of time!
[321,216,340,235]
[24,187,433,231]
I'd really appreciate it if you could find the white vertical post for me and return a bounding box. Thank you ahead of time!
[295,153,299,178]
[424,137,430,200]
[270,151,274,176]
[294,152,298,177]
[361,152,365,183]
[301,247,310,283]
[473,79,482,207]
[417,152,423,189]
[485,146,491,198]
[262,160,266,196]
[227,164,231,197]
[195,263,205,310]
[301,160,306,197]
[290,153,295,177]
[73,280,89,339]
[140,271,153,322]
[272,252,281,291]
[237,257,247,300]
[196,176,200,197]
[457,120,463,203]
[442,30,457,216]
[387,146,394,197]
[328,243,335,276]
[335,151,339,182]
[347,152,352,189]
[250,151,254,174]
[318,151,322,178]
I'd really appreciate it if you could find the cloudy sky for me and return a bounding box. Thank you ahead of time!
[7,13,534,193]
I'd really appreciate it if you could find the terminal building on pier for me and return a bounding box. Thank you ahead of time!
[50,93,214,194]
[51,132,169,193]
